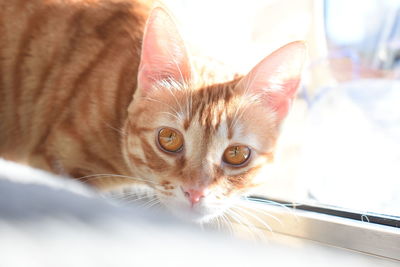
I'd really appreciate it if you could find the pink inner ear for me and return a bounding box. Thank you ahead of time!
[137,7,192,96]
[237,41,306,121]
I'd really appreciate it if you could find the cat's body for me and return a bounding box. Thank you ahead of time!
[0,0,148,179]
[0,0,305,222]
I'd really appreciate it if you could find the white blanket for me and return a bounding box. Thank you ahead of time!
[1,159,396,267]
[0,159,291,267]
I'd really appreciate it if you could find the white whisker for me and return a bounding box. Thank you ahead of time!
[139,197,160,209]
[220,213,234,236]
[142,96,180,115]
[159,111,181,121]
[232,206,273,234]
[102,121,126,136]
[235,200,283,226]
[145,199,161,209]
[225,209,259,241]
[242,197,299,221]
[165,84,184,114]
[115,194,152,203]
[75,173,160,186]
[215,216,222,231]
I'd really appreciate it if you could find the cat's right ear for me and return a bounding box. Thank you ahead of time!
[137,7,192,96]
[236,41,306,122]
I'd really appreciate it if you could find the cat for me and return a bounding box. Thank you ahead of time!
[0,0,306,222]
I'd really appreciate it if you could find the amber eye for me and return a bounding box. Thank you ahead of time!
[223,145,251,166]
[157,128,184,153]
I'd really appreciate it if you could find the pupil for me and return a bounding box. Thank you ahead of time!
[234,146,239,156]
[169,132,175,142]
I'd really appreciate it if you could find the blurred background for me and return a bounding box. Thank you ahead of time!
[163,0,400,217]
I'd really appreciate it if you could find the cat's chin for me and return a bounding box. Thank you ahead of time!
[161,200,226,224]
[168,208,220,223]
[167,208,220,224]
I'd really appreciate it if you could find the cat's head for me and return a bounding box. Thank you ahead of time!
[122,8,306,222]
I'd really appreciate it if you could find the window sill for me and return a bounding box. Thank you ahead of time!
[234,197,400,262]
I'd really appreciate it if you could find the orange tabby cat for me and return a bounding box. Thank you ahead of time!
[0,0,305,222]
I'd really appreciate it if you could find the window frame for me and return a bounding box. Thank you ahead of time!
[244,196,400,261]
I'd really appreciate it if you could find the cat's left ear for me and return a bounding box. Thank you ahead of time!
[137,7,192,96]
[236,41,306,121]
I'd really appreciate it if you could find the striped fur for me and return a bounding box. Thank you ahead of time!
[0,0,149,178]
[0,0,304,222]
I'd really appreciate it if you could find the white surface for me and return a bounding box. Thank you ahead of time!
[0,159,398,267]
[300,79,400,216]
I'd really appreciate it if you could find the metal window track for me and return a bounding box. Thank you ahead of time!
[246,196,400,261]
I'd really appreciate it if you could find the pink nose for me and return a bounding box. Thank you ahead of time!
[182,188,205,205]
